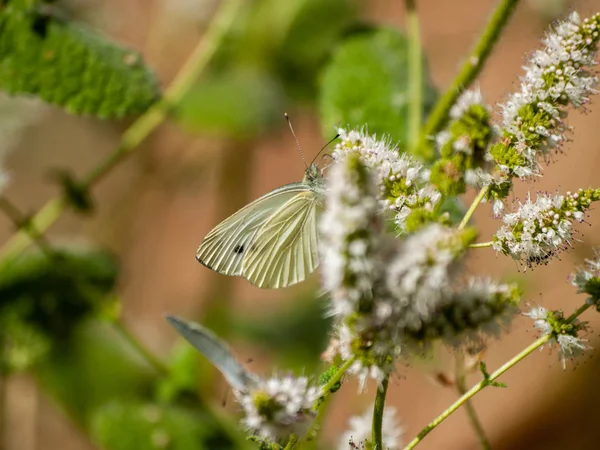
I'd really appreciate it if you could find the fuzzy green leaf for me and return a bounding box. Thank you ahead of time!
[0,4,160,118]
[319,28,437,144]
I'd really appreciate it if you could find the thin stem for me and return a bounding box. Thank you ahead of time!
[0,0,243,265]
[110,319,170,377]
[404,334,549,450]
[320,356,357,398]
[415,0,520,159]
[406,0,422,151]
[372,376,390,450]
[454,353,491,450]
[403,301,590,450]
[458,186,489,230]
[469,241,494,248]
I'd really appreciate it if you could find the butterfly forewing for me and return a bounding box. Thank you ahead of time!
[196,184,312,277]
[242,191,321,289]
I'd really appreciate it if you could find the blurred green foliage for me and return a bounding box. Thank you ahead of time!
[177,0,358,137]
[91,401,231,450]
[230,290,331,371]
[0,1,160,117]
[0,247,117,373]
[320,28,437,145]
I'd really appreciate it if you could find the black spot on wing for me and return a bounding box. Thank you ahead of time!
[234,244,245,255]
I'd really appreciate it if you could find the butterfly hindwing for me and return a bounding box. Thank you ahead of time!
[195,183,311,276]
[166,315,256,391]
[242,190,321,289]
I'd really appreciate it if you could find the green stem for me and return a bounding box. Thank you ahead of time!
[403,301,590,450]
[416,0,520,159]
[320,357,356,398]
[454,353,491,450]
[110,319,170,377]
[0,0,243,264]
[406,0,422,151]
[372,376,390,450]
[458,186,489,230]
[469,241,494,248]
[0,196,57,258]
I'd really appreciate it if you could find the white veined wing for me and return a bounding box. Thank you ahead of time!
[196,183,312,277]
[242,190,322,289]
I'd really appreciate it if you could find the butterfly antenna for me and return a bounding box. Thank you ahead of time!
[285,113,308,169]
[309,132,340,167]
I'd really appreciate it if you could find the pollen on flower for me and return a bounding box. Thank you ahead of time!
[493,189,600,266]
[236,374,322,443]
[489,12,600,181]
[338,404,404,450]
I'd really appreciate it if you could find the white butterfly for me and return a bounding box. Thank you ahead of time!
[195,162,325,289]
[166,315,257,391]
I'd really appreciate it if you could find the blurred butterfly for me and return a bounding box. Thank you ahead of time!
[166,315,257,391]
[195,116,335,289]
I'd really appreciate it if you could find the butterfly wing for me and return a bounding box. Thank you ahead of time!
[196,183,311,277]
[166,315,257,391]
[242,190,322,289]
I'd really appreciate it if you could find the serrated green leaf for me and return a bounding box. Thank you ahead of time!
[0,4,160,118]
[0,246,117,372]
[319,28,437,144]
[176,69,284,137]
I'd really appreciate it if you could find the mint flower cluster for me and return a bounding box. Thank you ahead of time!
[493,188,600,265]
[320,144,520,385]
[489,12,600,187]
[237,374,321,442]
[332,129,441,232]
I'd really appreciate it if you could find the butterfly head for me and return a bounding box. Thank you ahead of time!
[304,163,321,182]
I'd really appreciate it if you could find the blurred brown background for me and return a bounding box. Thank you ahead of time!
[3,0,600,449]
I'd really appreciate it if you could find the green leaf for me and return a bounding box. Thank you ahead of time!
[176,69,284,137]
[319,28,437,144]
[0,246,117,373]
[0,4,160,118]
[273,0,357,100]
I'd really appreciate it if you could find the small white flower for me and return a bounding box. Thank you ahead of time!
[571,250,600,295]
[237,374,321,442]
[338,405,404,450]
[449,86,488,120]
